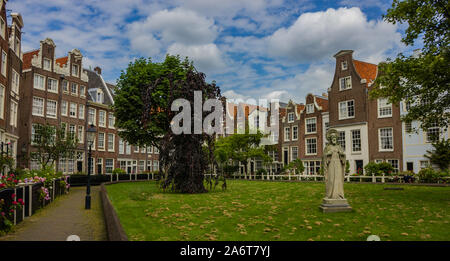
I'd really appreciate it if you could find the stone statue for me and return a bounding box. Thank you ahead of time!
[319,129,352,213]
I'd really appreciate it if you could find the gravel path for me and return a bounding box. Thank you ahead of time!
[0,186,107,241]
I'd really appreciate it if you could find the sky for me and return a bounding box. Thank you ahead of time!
[8,0,418,104]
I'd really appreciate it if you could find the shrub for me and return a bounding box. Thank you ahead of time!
[418,167,447,183]
[364,162,394,176]
[256,169,267,177]
[112,168,126,175]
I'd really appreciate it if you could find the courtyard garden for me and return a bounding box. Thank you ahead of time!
[107,180,450,241]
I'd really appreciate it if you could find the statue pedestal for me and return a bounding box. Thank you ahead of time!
[319,198,352,213]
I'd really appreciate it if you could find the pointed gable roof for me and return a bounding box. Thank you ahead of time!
[56,56,68,68]
[23,50,39,70]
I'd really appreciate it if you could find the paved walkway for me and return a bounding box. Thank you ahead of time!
[0,186,107,241]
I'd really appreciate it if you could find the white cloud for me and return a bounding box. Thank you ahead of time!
[267,7,402,63]
[167,43,225,73]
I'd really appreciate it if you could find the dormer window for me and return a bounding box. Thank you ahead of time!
[306,104,314,114]
[72,64,79,76]
[43,58,52,71]
[341,60,348,70]
[88,88,104,103]
[14,37,20,55]
[97,90,104,103]
[288,112,294,123]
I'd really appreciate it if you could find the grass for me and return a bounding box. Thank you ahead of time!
[106,180,450,241]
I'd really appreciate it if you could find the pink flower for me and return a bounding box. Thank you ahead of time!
[12,201,17,205]
[1,212,4,216]
[10,209,14,213]
[0,183,5,188]
[6,177,12,182]
[11,193,16,199]
[10,174,14,177]
[18,198,23,203]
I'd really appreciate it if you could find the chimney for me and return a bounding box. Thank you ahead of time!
[322,93,328,97]
[94,66,102,75]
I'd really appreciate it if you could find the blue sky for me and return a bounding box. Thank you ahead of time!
[9,0,416,104]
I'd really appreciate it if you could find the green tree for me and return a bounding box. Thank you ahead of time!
[113,55,221,193]
[30,123,78,169]
[425,139,450,170]
[284,159,305,174]
[370,0,450,130]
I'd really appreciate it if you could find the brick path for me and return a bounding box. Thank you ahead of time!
[0,186,107,241]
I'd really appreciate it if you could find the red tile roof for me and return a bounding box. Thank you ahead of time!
[296,104,305,114]
[315,96,329,112]
[56,56,68,68]
[353,60,377,82]
[23,50,39,70]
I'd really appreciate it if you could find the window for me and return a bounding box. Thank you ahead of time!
[141,147,146,153]
[60,123,67,139]
[154,146,159,154]
[71,83,78,95]
[378,98,392,118]
[351,129,361,152]
[153,160,159,171]
[306,104,314,114]
[306,138,317,155]
[69,103,77,118]
[338,131,346,150]
[379,128,393,151]
[339,76,351,90]
[68,124,76,140]
[88,108,96,125]
[47,78,58,93]
[134,146,139,153]
[34,74,45,90]
[426,122,440,143]
[10,101,18,127]
[80,86,86,97]
[305,118,317,134]
[119,138,124,154]
[284,127,290,141]
[375,159,384,164]
[77,126,84,144]
[14,37,20,55]
[99,110,106,127]
[304,160,321,175]
[292,126,298,140]
[32,97,44,116]
[46,100,57,118]
[1,51,6,77]
[341,61,348,70]
[98,133,105,150]
[338,100,355,119]
[420,160,430,169]
[288,112,294,123]
[78,104,85,119]
[139,160,145,173]
[108,134,114,152]
[108,113,115,128]
[61,101,68,116]
[126,143,131,155]
[291,147,298,161]
[31,124,42,144]
[62,80,68,93]
[72,64,79,76]
[0,18,5,39]
[97,90,104,103]
[43,58,52,71]
[11,70,19,94]
[387,159,399,173]
[0,84,4,119]
[147,161,152,172]
[325,122,330,132]
[147,146,153,153]
[106,159,114,174]
[405,122,412,133]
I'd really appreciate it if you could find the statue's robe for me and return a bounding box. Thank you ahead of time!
[323,144,345,199]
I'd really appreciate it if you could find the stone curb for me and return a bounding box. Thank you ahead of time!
[100,182,130,241]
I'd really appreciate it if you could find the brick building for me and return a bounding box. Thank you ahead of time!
[0,1,22,165]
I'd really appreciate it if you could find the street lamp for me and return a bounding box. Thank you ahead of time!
[85,124,96,209]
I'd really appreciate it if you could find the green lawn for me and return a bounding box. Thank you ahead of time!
[106,180,450,241]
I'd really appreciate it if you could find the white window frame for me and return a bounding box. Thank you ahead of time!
[1,50,6,77]
[32,97,45,116]
[11,69,20,94]
[46,99,58,119]
[62,80,69,93]
[338,100,355,120]
[108,133,115,152]
[306,104,314,114]
[378,98,392,118]
[305,138,317,155]
[387,159,399,173]
[284,127,290,141]
[98,132,105,151]
[351,129,361,153]
[43,58,52,71]
[378,127,394,152]
[305,117,317,134]
[88,108,96,125]
[108,113,115,129]
[341,60,348,70]
[0,84,4,119]
[0,17,5,40]
[61,100,68,116]
[69,103,77,118]
[72,64,79,77]
[292,125,298,141]
[78,104,85,119]
[287,112,294,123]
[291,146,298,161]
[80,85,86,98]
[339,76,352,90]
[99,110,106,127]
[425,122,440,143]
[10,101,18,127]
[77,125,84,144]
[33,74,45,90]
